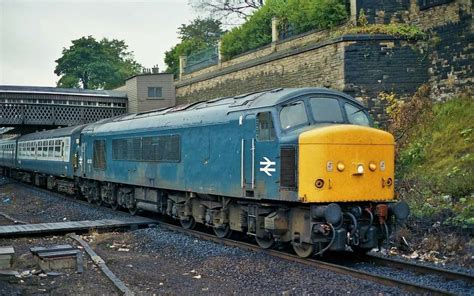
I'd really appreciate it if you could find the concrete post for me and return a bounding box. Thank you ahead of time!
[179,55,187,80]
[271,17,279,43]
[217,40,223,65]
[350,0,358,25]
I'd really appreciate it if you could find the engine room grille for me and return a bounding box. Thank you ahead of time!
[93,140,106,170]
[280,147,296,189]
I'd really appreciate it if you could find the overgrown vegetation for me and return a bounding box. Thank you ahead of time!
[382,86,474,227]
[164,18,223,77]
[332,10,425,40]
[220,0,348,60]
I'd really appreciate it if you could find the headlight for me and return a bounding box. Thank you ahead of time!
[337,162,345,172]
[357,164,364,174]
[369,162,377,171]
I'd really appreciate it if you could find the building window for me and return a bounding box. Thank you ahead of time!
[148,87,163,99]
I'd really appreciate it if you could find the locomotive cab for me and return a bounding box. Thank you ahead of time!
[265,93,409,256]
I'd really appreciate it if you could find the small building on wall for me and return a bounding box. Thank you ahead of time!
[123,73,176,113]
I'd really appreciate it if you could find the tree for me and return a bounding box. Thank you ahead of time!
[178,18,223,41]
[54,36,142,89]
[165,18,223,77]
[191,0,264,22]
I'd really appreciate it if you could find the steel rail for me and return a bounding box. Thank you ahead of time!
[365,254,474,284]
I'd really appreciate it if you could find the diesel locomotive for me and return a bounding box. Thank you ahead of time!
[0,88,409,257]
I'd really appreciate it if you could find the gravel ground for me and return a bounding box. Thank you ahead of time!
[90,226,412,295]
[0,236,117,295]
[0,178,132,224]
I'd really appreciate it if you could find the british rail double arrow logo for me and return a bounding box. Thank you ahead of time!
[260,157,276,176]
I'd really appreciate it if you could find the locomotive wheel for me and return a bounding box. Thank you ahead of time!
[180,216,196,230]
[110,201,119,211]
[86,195,94,204]
[256,234,274,249]
[293,243,314,258]
[95,199,103,207]
[129,206,138,215]
[213,224,232,238]
[352,247,372,255]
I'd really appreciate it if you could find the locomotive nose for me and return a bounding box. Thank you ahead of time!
[298,125,395,203]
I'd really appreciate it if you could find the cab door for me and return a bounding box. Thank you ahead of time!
[240,111,279,200]
[240,113,256,198]
[254,111,279,199]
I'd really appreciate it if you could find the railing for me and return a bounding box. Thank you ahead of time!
[183,45,219,74]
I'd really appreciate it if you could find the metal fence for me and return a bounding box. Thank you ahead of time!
[184,45,219,74]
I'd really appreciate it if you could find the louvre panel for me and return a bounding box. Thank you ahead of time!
[112,139,127,160]
[93,140,106,170]
[142,137,159,161]
[111,135,180,162]
[280,147,296,189]
[158,135,180,161]
[127,138,142,161]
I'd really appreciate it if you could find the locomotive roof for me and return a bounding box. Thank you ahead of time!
[84,88,364,134]
[18,124,87,141]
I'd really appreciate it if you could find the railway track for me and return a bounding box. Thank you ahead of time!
[4,179,473,295]
[364,253,474,285]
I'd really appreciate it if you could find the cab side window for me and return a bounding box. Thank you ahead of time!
[279,101,308,130]
[257,112,276,141]
[344,103,370,126]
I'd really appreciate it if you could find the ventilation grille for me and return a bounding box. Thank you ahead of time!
[280,147,296,189]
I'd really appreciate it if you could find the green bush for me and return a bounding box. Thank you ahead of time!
[394,94,474,226]
[220,0,348,60]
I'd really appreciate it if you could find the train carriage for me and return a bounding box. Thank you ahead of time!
[0,137,17,174]
[14,125,85,192]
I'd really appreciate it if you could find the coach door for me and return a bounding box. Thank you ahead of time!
[79,140,87,177]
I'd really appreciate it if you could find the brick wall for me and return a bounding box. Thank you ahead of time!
[174,0,471,123]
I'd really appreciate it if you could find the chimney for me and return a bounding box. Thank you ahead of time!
[151,65,159,74]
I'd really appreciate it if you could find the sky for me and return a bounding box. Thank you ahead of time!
[0,0,199,87]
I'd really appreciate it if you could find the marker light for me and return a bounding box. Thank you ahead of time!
[357,164,364,174]
[369,162,377,171]
[337,162,345,172]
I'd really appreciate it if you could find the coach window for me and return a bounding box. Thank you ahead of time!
[280,101,308,130]
[54,140,61,157]
[93,140,106,170]
[42,141,48,157]
[257,112,276,141]
[48,140,54,157]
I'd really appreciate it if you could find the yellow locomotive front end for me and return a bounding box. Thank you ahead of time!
[298,125,395,203]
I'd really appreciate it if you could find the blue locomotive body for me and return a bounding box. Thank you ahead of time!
[79,93,286,202]
[0,88,409,257]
